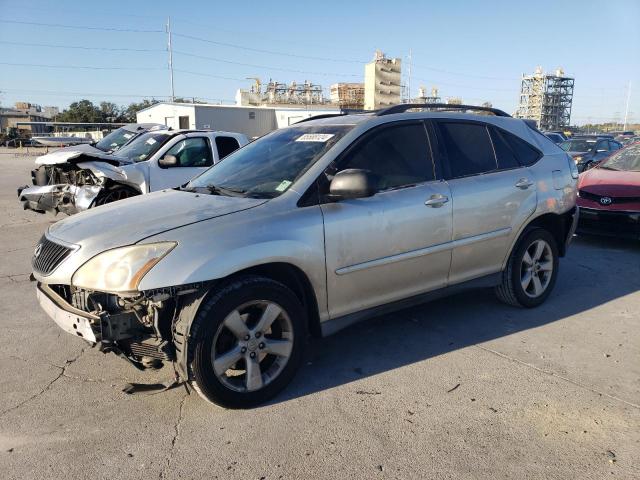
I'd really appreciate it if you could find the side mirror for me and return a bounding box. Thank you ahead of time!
[158,154,178,168]
[329,169,377,200]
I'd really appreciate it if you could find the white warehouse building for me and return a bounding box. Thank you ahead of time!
[136,102,340,138]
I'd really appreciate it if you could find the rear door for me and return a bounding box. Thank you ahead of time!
[321,121,453,319]
[432,120,538,284]
[149,134,214,191]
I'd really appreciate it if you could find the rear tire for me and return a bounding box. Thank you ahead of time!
[495,229,559,308]
[189,276,306,408]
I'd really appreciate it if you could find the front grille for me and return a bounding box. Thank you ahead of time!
[32,236,74,275]
[579,189,640,204]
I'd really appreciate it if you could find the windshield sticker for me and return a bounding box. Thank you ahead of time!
[123,133,134,139]
[275,180,292,192]
[146,138,157,145]
[295,133,335,142]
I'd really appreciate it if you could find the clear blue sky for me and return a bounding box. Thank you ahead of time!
[0,0,638,125]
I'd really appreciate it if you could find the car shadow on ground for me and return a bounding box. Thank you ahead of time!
[271,235,640,405]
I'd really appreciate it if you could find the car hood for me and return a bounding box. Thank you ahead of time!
[47,190,268,250]
[36,147,130,166]
[579,167,640,196]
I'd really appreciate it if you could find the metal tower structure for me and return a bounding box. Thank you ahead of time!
[515,67,574,130]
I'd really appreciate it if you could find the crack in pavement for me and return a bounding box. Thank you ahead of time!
[159,393,188,479]
[8,354,137,386]
[0,348,86,417]
[475,344,640,410]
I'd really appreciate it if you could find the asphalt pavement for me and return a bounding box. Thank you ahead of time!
[1,149,638,479]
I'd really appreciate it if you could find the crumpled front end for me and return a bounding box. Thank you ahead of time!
[18,164,104,215]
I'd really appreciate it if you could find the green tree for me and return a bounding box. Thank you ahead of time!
[57,99,105,123]
[121,98,161,123]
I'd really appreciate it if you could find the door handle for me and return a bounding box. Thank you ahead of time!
[425,194,449,207]
[515,178,534,189]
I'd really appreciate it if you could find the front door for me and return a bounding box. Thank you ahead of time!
[150,135,214,191]
[321,122,453,319]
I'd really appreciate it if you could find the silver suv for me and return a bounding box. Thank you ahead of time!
[31,105,579,408]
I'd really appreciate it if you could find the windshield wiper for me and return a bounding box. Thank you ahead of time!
[598,165,619,170]
[206,184,247,197]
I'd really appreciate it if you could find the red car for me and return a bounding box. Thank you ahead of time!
[577,142,640,239]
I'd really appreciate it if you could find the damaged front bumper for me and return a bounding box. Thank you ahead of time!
[18,184,102,215]
[36,282,176,370]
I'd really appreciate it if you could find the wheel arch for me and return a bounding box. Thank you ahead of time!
[503,209,576,269]
[224,262,322,338]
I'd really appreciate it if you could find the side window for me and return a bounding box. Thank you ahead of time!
[609,141,621,151]
[215,136,241,160]
[501,130,542,166]
[596,140,609,152]
[438,122,496,178]
[164,137,213,167]
[338,123,434,190]
[489,128,520,170]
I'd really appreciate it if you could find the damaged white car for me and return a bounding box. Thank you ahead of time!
[18,129,248,215]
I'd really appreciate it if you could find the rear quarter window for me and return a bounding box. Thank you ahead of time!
[502,129,542,166]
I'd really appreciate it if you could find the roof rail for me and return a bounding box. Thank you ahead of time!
[296,112,348,123]
[375,103,511,117]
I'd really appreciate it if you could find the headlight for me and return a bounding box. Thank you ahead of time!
[574,156,582,162]
[72,242,176,293]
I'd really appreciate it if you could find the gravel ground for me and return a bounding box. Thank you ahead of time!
[1,150,638,479]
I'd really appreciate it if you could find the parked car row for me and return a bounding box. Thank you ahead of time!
[559,135,623,172]
[27,104,580,407]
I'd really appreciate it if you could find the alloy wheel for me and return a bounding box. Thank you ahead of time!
[211,300,294,393]
[520,239,554,298]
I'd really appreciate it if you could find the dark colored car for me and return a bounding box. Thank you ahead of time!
[543,132,565,144]
[559,136,623,172]
[576,143,640,239]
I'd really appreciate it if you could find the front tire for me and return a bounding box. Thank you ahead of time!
[94,184,138,207]
[189,276,306,408]
[495,229,559,308]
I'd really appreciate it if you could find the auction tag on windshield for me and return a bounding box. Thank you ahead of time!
[275,180,292,192]
[296,133,334,142]
[123,133,133,139]
[146,138,157,145]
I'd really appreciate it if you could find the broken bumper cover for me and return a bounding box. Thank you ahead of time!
[18,184,102,214]
[36,283,99,344]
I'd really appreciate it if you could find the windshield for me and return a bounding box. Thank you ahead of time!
[559,139,597,152]
[115,132,171,162]
[599,144,640,171]
[186,125,353,198]
[95,127,137,152]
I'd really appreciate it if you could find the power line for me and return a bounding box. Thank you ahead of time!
[172,32,366,64]
[173,50,361,78]
[173,69,246,82]
[0,19,163,33]
[0,40,164,53]
[0,88,235,103]
[0,62,163,71]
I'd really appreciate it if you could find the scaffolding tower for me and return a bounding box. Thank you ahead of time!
[515,67,574,130]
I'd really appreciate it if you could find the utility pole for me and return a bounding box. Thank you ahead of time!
[623,81,631,131]
[166,16,175,102]
[407,49,412,103]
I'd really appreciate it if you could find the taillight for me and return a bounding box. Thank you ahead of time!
[567,154,579,179]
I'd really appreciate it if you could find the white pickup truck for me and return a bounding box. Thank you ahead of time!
[18,130,249,215]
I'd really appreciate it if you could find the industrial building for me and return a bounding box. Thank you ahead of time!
[136,102,339,139]
[364,51,401,110]
[330,83,365,109]
[235,79,328,107]
[413,86,441,104]
[514,67,574,130]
